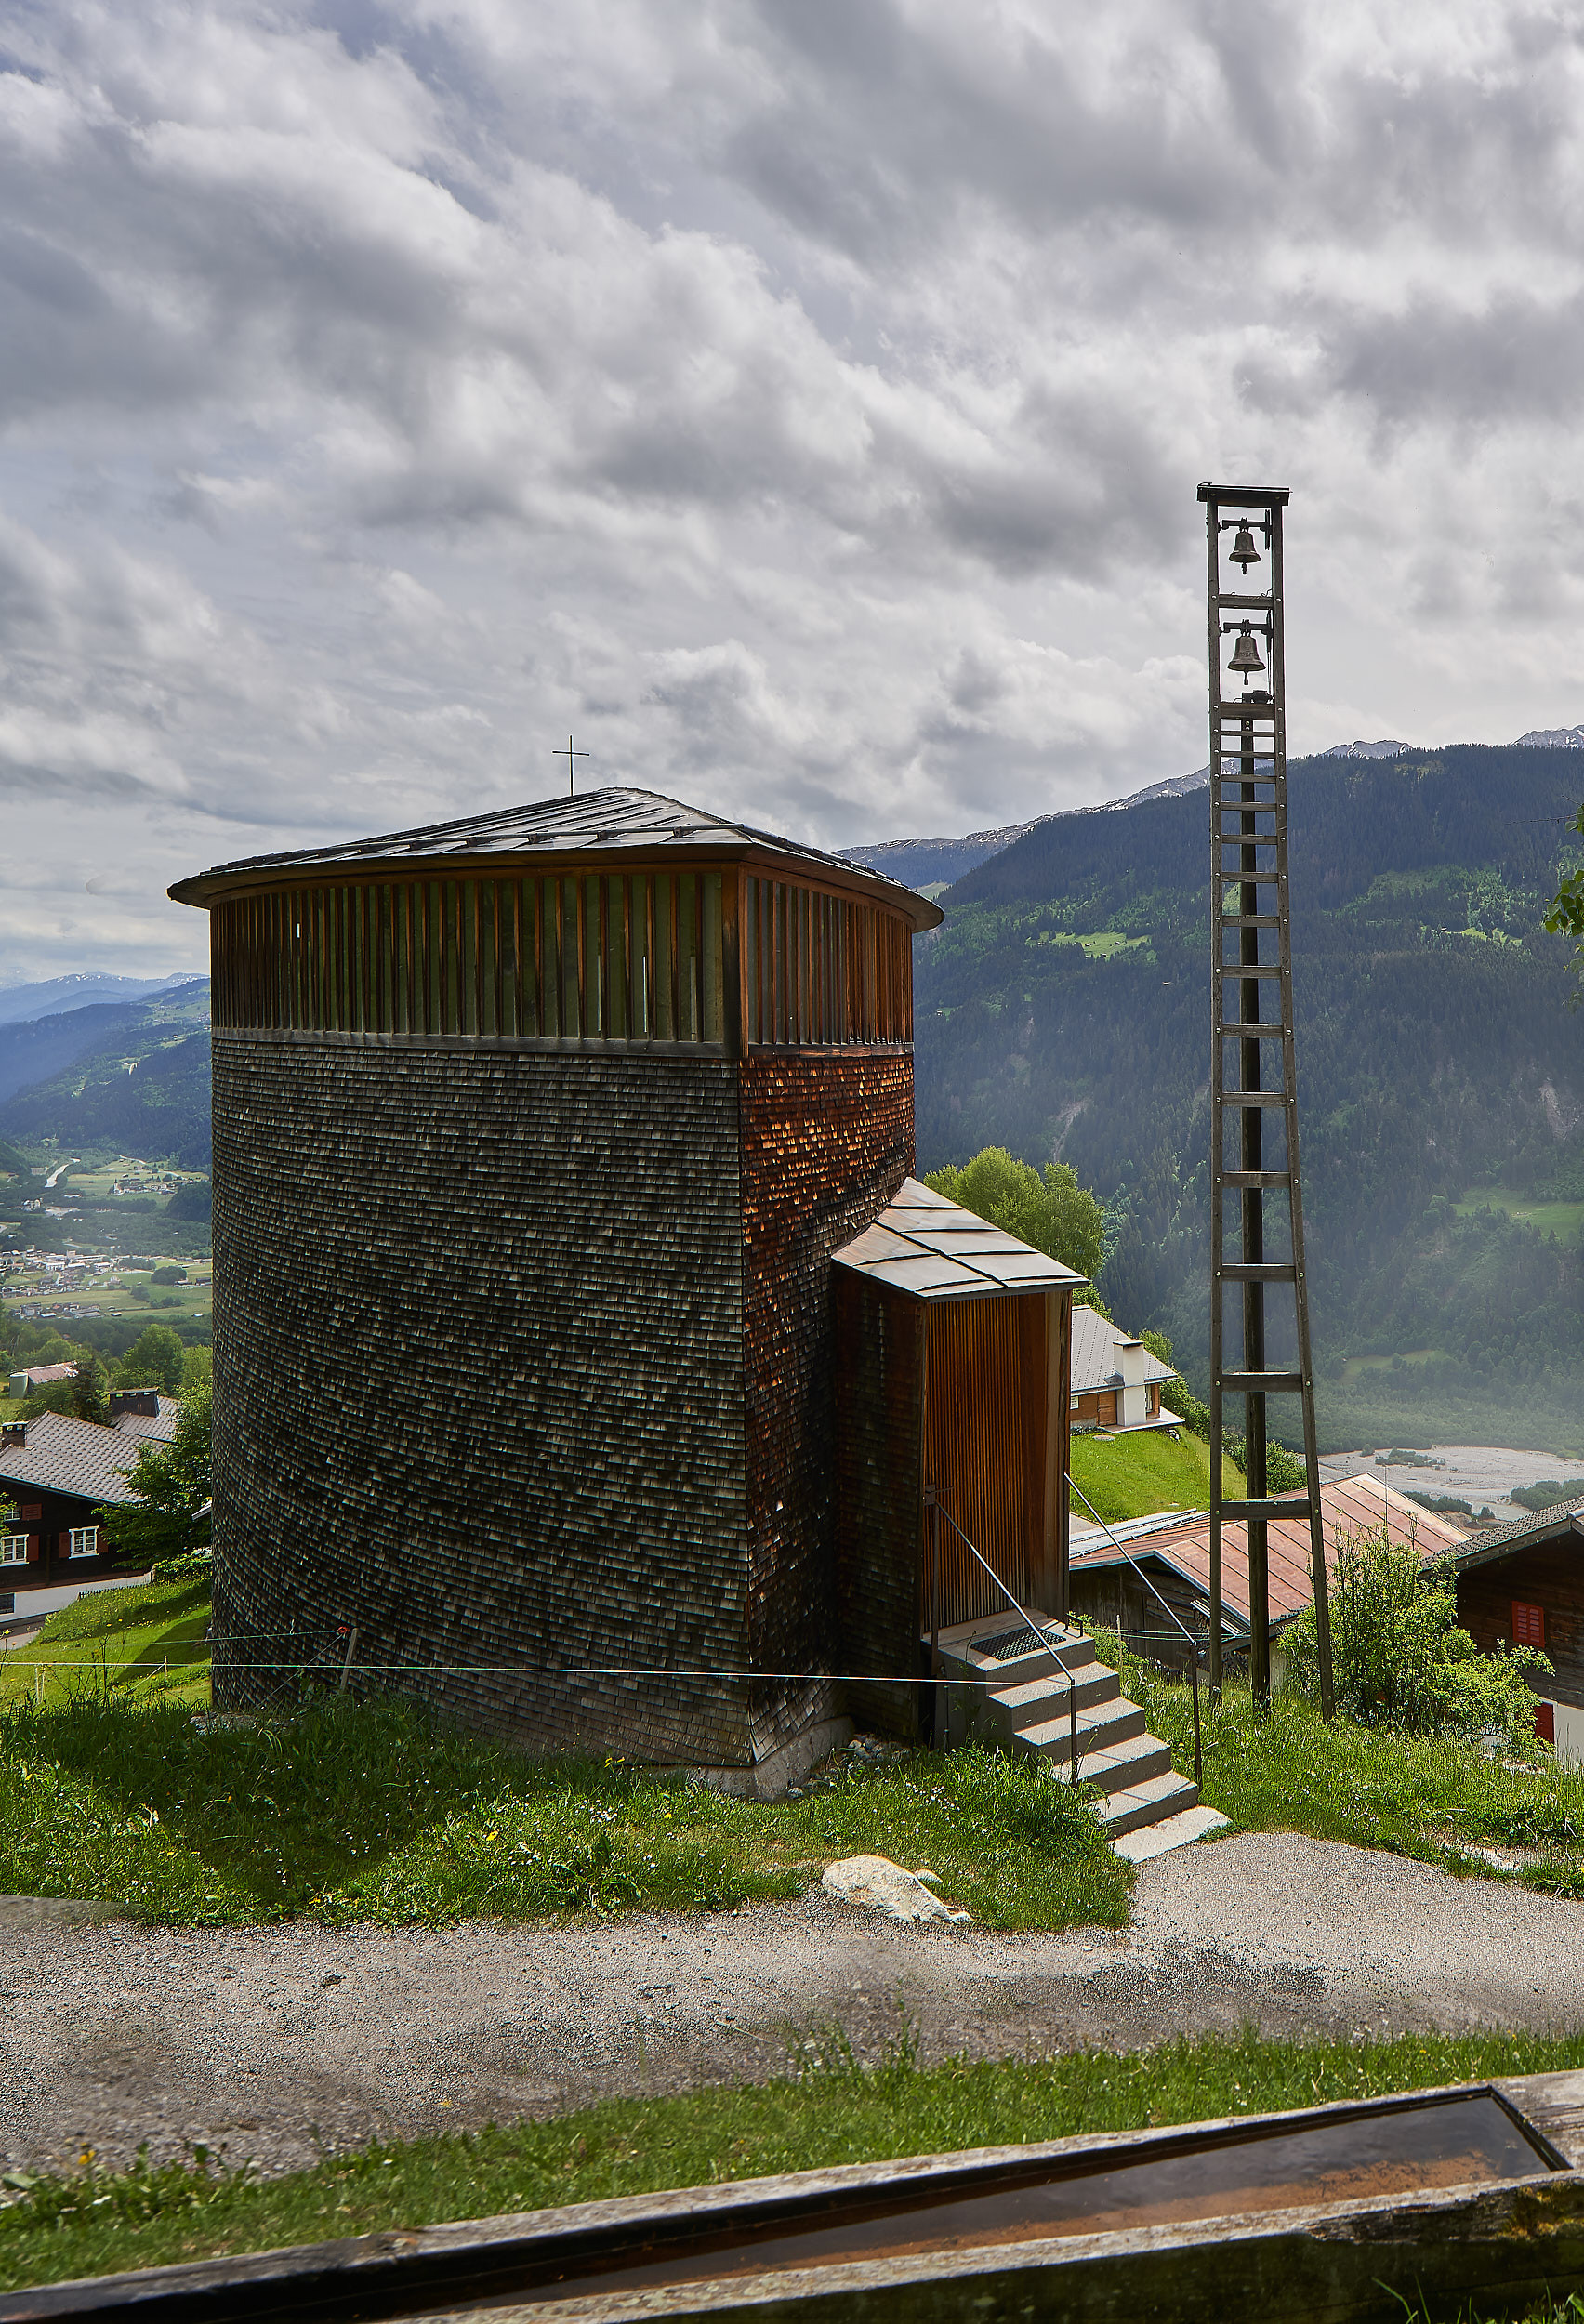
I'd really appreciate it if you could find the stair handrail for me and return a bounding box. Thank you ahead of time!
[930,1498,1082,1787]
[1065,1475,1204,1794]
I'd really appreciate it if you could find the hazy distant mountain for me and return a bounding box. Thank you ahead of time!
[1512,724,1584,748]
[0,972,196,1030]
[916,739,1584,1453]
[846,725,1584,895]
[1319,738,1413,759]
[0,982,211,1162]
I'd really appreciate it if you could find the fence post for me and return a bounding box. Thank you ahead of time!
[338,1624,359,1694]
[1191,1657,1204,1794]
[922,1486,942,1750]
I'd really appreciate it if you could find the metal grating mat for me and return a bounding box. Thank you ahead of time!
[970,1626,1060,1663]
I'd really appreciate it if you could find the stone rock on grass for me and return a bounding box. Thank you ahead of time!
[821,1855,970,1924]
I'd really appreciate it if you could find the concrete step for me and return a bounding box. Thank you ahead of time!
[1098,1765,1200,1836]
[1010,1695,1148,1767]
[1062,1730,1175,1793]
[932,1617,1222,1856]
[983,1666,1121,1727]
[938,1632,1100,1690]
[1112,1805,1231,1863]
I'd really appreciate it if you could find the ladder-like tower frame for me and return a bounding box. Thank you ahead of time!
[1198,483,1334,1718]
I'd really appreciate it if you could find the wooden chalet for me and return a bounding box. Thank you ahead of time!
[0,1410,156,1613]
[1069,1308,1180,1433]
[1449,1495,1584,1765]
[1067,1474,1463,1670]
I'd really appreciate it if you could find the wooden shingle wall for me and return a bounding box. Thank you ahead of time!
[738,1052,913,1760]
[210,1037,755,1764]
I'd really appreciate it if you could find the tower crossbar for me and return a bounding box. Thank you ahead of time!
[1197,483,1334,1719]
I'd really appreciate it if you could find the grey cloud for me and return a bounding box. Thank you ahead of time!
[2,2,1584,973]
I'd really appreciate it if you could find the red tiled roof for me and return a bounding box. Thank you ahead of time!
[1069,1475,1463,1630]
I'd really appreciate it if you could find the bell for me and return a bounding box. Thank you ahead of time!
[1230,521,1261,571]
[1228,625,1264,679]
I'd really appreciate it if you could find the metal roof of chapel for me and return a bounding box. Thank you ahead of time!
[169,786,944,929]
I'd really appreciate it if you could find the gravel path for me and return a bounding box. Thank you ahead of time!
[2,1833,1579,2180]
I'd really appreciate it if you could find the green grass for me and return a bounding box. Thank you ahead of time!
[1110,1653,1584,1897]
[1340,1348,1444,1383]
[4,2025,1583,2293]
[1069,1426,1242,1525]
[1454,1190,1584,1245]
[1,1578,212,1714]
[0,1684,1129,1931]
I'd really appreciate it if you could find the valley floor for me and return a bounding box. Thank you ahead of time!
[5,1830,1581,2185]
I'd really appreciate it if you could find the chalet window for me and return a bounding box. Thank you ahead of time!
[1511,1600,1546,1648]
[0,1534,27,1567]
[67,1527,99,1559]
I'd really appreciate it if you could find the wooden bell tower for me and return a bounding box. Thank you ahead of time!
[1198,483,1334,1717]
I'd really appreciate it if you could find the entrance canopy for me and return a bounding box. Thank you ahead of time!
[834,1178,1080,1303]
[833,1181,1085,1731]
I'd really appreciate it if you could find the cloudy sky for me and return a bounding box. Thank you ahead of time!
[4,0,1584,979]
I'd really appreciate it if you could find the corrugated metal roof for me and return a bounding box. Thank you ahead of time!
[1069,1474,1462,1631]
[1447,1493,1584,1577]
[169,786,944,929]
[1069,1306,1177,1395]
[0,1412,141,1505]
[833,1178,1086,1304]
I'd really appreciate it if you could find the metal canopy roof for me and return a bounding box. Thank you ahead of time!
[834,1178,1085,1304]
[169,786,944,929]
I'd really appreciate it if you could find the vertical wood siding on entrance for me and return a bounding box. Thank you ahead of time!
[921,1295,1050,1630]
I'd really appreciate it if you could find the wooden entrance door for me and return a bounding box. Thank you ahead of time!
[920,1291,1068,1631]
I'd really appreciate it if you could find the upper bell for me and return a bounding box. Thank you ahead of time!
[1230,521,1261,571]
[1228,625,1265,679]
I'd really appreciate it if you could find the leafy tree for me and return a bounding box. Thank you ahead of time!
[99,1375,212,1566]
[150,1265,188,1286]
[1542,805,1584,978]
[1284,1524,1549,1751]
[923,1147,1107,1289]
[112,1324,185,1397]
[70,1350,109,1424]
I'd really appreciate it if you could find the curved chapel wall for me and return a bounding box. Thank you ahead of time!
[210,1037,755,1762]
[202,838,924,1767]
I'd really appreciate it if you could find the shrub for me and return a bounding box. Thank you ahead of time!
[922,1148,1106,1282]
[71,1350,109,1424]
[112,1324,185,1396]
[1285,1521,1549,1752]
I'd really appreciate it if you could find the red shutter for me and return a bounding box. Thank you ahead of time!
[59,1533,71,1556]
[1512,1600,1546,1648]
[1535,1700,1556,1746]
[20,1505,40,1522]
[25,1535,39,1565]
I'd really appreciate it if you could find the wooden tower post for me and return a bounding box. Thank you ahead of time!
[1198,484,1334,1719]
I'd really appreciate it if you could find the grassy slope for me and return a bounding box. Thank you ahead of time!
[1100,1644,1584,1900]
[1068,1427,1242,1525]
[5,2027,1584,2292]
[1,1579,211,1715]
[0,1586,1129,1929]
